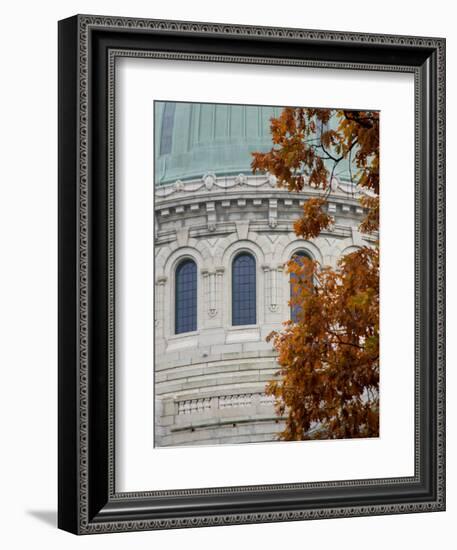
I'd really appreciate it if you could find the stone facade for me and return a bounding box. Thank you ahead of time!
[154,171,373,447]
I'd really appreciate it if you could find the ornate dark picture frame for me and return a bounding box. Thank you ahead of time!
[58,14,445,534]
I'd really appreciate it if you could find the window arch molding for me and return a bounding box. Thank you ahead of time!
[290,248,313,261]
[340,244,363,256]
[279,239,321,266]
[162,248,203,338]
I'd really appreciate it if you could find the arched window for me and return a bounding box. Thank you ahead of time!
[232,252,256,326]
[175,259,197,334]
[290,250,312,323]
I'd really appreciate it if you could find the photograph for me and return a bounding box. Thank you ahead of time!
[54,11,445,536]
[154,101,380,447]
[0,0,451,545]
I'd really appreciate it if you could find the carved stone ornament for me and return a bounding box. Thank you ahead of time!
[235,173,247,185]
[202,172,217,190]
[267,173,277,187]
[173,179,185,192]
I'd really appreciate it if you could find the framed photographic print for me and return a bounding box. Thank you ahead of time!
[58,14,445,534]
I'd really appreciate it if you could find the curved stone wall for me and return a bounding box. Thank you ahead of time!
[154,173,373,446]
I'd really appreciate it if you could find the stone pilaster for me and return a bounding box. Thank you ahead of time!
[155,275,167,352]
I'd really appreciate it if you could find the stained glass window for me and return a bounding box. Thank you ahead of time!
[232,253,256,326]
[175,259,197,334]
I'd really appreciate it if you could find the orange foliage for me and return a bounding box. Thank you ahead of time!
[252,108,380,440]
[293,197,334,239]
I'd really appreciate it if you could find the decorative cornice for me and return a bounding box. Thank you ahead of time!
[155,173,367,199]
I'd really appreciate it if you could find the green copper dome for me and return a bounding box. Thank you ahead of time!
[154,101,282,185]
